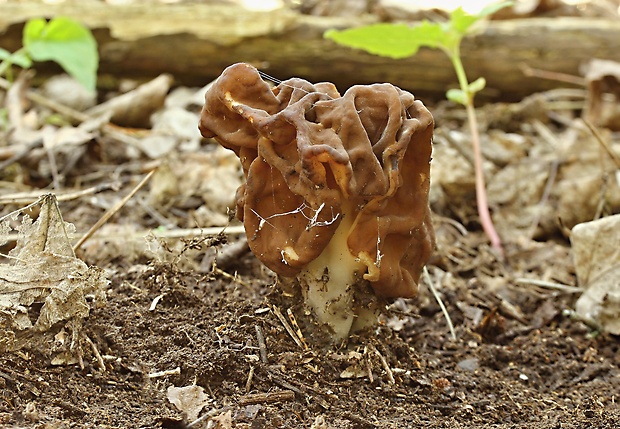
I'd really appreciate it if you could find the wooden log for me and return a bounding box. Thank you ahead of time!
[1,1,619,100]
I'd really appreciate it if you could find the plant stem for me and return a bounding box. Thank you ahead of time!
[449,49,503,256]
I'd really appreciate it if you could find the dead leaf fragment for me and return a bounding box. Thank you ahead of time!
[166,384,211,422]
[0,195,108,353]
[583,58,620,130]
[572,214,620,334]
[209,410,233,429]
[86,74,173,128]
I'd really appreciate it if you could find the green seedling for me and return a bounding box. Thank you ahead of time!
[0,17,98,92]
[325,2,513,256]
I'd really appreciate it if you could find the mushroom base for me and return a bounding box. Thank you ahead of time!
[294,206,383,342]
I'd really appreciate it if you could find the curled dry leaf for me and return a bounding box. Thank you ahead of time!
[0,194,108,353]
[583,58,620,131]
[572,214,620,334]
[86,74,173,128]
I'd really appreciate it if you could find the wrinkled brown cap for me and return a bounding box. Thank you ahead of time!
[199,63,434,298]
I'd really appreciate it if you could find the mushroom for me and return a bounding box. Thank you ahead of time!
[199,63,434,342]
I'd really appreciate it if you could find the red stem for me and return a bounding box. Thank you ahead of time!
[465,101,503,257]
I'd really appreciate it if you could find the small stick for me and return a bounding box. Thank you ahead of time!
[73,168,156,252]
[148,367,181,378]
[214,267,251,289]
[1,224,246,246]
[262,371,305,396]
[245,366,255,393]
[272,306,304,349]
[85,336,106,372]
[255,325,268,364]
[515,278,583,293]
[286,308,308,350]
[0,181,122,205]
[582,118,620,169]
[238,390,295,406]
[423,266,456,341]
[435,215,468,236]
[372,346,395,385]
[0,76,151,151]
[149,294,165,311]
[0,138,43,171]
[364,346,374,383]
[520,64,586,86]
[186,406,232,429]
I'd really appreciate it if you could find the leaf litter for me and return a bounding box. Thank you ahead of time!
[1,8,620,428]
[0,194,107,356]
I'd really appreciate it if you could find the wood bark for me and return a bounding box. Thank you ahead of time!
[1,1,619,100]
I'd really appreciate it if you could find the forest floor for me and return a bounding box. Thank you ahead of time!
[2,2,620,429]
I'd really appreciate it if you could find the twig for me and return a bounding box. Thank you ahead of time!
[149,294,166,311]
[238,390,295,406]
[186,406,232,429]
[73,168,156,252]
[255,325,268,364]
[423,266,456,341]
[0,181,122,204]
[272,306,304,349]
[262,371,305,396]
[515,278,583,293]
[0,138,43,171]
[435,215,468,236]
[371,345,395,385]
[213,267,251,289]
[0,76,147,151]
[0,76,90,123]
[286,308,308,350]
[520,64,586,86]
[148,367,181,378]
[245,366,255,393]
[364,346,374,383]
[0,224,246,246]
[264,369,331,409]
[85,336,106,372]
[582,118,620,169]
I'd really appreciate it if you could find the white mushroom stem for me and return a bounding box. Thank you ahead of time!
[296,203,375,341]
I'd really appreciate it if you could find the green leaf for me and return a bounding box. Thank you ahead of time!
[325,22,451,59]
[325,24,422,59]
[0,48,32,69]
[468,77,486,94]
[23,17,98,92]
[446,88,468,105]
[449,7,480,35]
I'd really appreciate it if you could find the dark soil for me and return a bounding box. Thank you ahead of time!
[1,3,619,426]
[1,226,619,428]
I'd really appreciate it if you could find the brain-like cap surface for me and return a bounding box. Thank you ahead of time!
[199,63,434,298]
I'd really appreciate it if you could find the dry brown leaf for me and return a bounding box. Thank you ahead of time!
[583,58,620,131]
[86,74,173,128]
[0,194,108,353]
[572,214,620,334]
[166,384,211,422]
